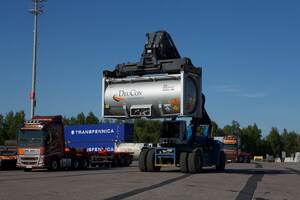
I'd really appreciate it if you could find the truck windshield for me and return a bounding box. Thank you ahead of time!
[18,130,46,147]
[223,144,237,150]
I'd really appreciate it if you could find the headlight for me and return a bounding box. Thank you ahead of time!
[38,156,45,164]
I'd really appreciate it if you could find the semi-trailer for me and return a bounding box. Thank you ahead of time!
[0,146,17,170]
[16,116,132,171]
[102,31,226,173]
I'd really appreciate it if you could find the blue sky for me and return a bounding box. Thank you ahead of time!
[0,1,299,135]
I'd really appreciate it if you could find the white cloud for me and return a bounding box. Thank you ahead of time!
[212,85,241,93]
[212,84,268,98]
[240,93,268,98]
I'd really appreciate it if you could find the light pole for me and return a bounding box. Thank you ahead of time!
[29,0,46,118]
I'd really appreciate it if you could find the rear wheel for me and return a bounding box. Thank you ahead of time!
[188,150,202,173]
[72,159,80,170]
[180,152,189,173]
[146,148,160,172]
[50,159,59,171]
[118,155,126,167]
[139,148,149,172]
[216,151,226,171]
[82,159,88,169]
[124,156,130,167]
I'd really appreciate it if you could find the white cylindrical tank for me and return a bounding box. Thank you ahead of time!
[102,72,202,118]
[114,143,145,160]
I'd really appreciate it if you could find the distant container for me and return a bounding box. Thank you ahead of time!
[295,152,300,163]
[64,123,133,152]
[213,137,224,143]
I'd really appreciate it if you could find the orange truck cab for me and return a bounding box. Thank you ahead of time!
[17,116,68,171]
[222,135,251,163]
[223,135,240,163]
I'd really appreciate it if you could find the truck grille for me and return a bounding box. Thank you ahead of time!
[19,156,39,165]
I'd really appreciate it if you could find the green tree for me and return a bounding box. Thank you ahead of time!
[14,111,25,138]
[266,127,282,157]
[257,138,271,156]
[212,121,224,136]
[281,129,299,156]
[0,111,25,144]
[76,112,86,124]
[3,111,15,141]
[240,123,262,155]
[223,120,241,136]
[297,134,300,152]
[0,114,4,144]
[133,119,161,143]
[86,112,99,124]
[62,116,70,125]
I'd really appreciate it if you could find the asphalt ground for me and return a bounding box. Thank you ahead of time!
[0,162,299,200]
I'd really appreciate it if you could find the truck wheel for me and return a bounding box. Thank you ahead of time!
[50,160,59,171]
[124,156,130,167]
[188,150,202,173]
[216,151,225,171]
[139,148,149,172]
[82,159,88,169]
[72,159,80,170]
[180,152,189,173]
[146,148,160,172]
[119,156,126,167]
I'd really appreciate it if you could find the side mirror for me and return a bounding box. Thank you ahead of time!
[47,132,53,144]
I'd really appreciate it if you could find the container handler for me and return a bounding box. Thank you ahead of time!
[102,31,226,173]
[17,116,132,171]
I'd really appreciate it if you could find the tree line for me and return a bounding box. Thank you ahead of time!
[1,111,299,157]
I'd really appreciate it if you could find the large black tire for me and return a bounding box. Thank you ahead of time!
[72,159,80,170]
[139,149,149,172]
[188,150,202,173]
[50,159,59,171]
[180,152,189,173]
[146,148,161,172]
[118,155,126,167]
[82,159,89,169]
[216,151,226,171]
[124,156,131,167]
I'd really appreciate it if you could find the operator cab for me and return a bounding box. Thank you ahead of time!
[159,120,212,147]
[159,120,187,146]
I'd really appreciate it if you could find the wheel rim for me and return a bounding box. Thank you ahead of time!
[52,161,58,170]
[74,160,79,169]
[83,160,88,168]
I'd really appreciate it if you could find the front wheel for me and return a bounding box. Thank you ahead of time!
[188,150,202,173]
[146,148,160,172]
[82,159,89,169]
[216,151,226,171]
[72,159,80,170]
[50,160,59,171]
[180,152,189,173]
[139,149,149,172]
